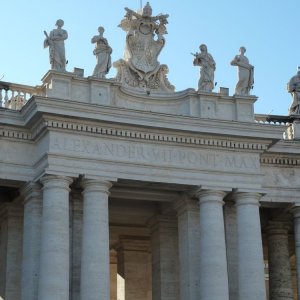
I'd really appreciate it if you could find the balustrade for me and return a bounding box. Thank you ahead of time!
[0,81,41,110]
[255,114,291,125]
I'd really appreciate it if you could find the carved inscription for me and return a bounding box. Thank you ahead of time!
[51,136,259,172]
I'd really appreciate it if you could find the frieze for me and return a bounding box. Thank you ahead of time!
[1,118,273,154]
[51,135,260,173]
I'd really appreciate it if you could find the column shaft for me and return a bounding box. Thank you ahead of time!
[224,201,238,300]
[175,197,200,300]
[267,222,293,300]
[0,203,23,300]
[150,215,179,300]
[292,207,300,299]
[117,237,151,300]
[80,179,112,300]
[70,190,83,300]
[235,193,266,300]
[197,190,229,300]
[38,175,72,300]
[21,182,42,300]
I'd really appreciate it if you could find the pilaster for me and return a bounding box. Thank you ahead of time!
[0,202,23,300]
[148,215,179,300]
[116,236,152,300]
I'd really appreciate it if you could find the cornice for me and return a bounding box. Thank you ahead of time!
[22,96,286,140]
[1,97,294,154]
[0,116,278,152]
[45,119,269,151]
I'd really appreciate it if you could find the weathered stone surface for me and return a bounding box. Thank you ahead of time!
[235,193,267,300]
[267,222,293,300]
[80,179,112,300]
[38,175,72,300]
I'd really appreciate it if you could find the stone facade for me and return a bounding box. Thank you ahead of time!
[0,67,300,300]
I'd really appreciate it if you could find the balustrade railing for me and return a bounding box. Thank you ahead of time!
[255,114,290,126]
[0,81,42,110]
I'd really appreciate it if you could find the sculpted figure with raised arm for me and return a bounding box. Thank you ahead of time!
[231,46,254,95]
[91,26,112,78]
[44,19,68,71]
[192,44,216,92]
[287,68,300,115]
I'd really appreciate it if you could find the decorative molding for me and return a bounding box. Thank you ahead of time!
[0,128,32,140]
[260,156,300,166]
[45,119,268,151]
[1,118,273,151]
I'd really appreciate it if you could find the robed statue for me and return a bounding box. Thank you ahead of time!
[287,68,300,115]
[91,26,112,78]
[192,44,216,92]
[231,47,254,96]
[44,19,68,71]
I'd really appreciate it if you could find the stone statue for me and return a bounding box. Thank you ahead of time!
[287,68,300,115]
[44,19,68,71]
[113,2,175,93]
[231,47,254,95]
[192,44,216,92]
[91,27,112,78]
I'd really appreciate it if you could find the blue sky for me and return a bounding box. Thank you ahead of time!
[0,0,298,115]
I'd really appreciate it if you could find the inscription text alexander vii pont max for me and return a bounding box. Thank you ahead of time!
[52,136,260,172]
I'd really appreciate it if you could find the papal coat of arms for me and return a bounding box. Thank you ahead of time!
[114,2,175,93]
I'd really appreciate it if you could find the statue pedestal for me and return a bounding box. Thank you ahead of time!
[41,70,118,106]
[285,119,300,140]
[40,70,257,123]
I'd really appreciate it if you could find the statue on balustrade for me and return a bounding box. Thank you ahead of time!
[91,26,112,79]
[113,2,175,93]
[44,19,68,72]
[231,46,254,96]
[287,68,300,115]
[192,44,216,92]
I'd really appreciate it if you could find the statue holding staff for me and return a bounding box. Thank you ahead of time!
[192,44,216,92]
[44,19,68,71]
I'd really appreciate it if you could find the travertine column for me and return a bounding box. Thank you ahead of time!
[80,179,112,300]
[0,202,23,300]
[117,237,152,300]
[196,190,229,300]
[20,182,42,300]
[38,175,73,300]
[110,250,118,300]
[235,192,266,300]
[292,206,300,299]
[267,222,293,300]
[70,189,83,300]
[224,201,238,300]
[175,197,200,300]
[149,215,179,300]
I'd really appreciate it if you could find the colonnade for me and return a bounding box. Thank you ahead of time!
[1,174,300,299]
